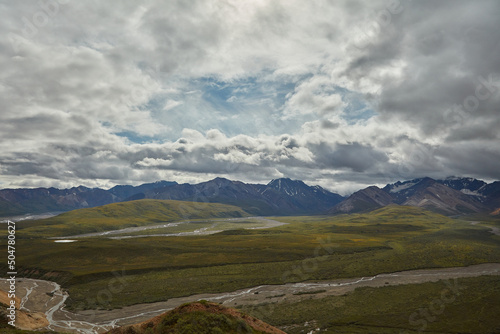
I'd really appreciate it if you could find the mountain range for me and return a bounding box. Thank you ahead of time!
[0,178,343,217]
[331,177,500,215]
[1,176,499,218]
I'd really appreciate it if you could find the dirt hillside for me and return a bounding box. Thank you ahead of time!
[106,300,286,334]
[0,289,49,331]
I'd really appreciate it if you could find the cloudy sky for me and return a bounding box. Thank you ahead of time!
[1,0,499,194]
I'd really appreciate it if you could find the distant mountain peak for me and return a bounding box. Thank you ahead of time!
[268,177,293,184]
[212,177,231,182]
[199,177,240,190]
[332,176,493,216]
[436,177,487,198]
[379,177,487,215]
[329,185,393,214]
[267,178,305,189]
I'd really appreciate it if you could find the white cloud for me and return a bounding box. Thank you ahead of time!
[0,0,499,193]
[282,75,346,118]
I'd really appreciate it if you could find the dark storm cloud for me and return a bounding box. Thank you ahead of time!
[312,142,389,173]
[436,143,500,180]
[373,1,500,133]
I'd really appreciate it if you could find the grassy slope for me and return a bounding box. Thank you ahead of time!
[8,199,249,238]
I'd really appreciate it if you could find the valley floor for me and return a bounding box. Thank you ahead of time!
[2,263,499,334]
[2,205,500,333]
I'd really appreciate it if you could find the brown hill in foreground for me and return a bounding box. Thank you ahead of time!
[106,301,286,334]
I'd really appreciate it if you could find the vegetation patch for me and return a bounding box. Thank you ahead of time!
[240,275,500,334]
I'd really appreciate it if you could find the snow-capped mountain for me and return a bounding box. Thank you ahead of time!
[333,177,493,215]
[436,177,487,198]
[2,176,499,218]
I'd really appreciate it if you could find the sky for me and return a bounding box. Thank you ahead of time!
[0,0,499,195]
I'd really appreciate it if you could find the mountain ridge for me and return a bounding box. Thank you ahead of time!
[2,176,500,217]
[0,178,344,217]
[143,177,344,215]
[329,186,393,214]
[332,177,493,215]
